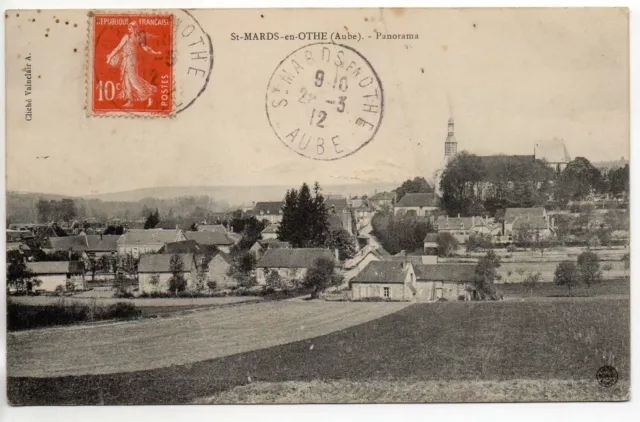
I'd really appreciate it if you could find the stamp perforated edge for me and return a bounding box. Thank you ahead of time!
[85,10,177,118]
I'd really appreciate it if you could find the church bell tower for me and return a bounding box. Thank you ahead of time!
[444,117,457,166]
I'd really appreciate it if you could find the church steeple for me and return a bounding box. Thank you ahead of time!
[444,117,457,165]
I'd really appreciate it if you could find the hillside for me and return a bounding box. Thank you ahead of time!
[80,183,400,206]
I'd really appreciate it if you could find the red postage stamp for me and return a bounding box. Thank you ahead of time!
[91,14,174,115]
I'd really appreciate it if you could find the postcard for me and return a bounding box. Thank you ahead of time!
[4,8,629,405]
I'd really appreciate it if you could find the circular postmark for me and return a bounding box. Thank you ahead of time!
[174,9,214,114]
[596,365,618,388]
[266,42,384,160]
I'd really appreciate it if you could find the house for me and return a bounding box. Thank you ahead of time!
[503,207,554,240]
[6,229,36,248]
[138,253,198,294]
[197,224,228,233]
[249,239,291,258]
[26,261,86,292]
[255,248,337,286]
[368,191,396,209]
[157,240,205,254]
[354,203,375,220]
[117,229,186,257]
[45,235,88,255]
[350,261,416,301]
[183,231,238,253]
[534,139,571,171]
[206,251,236,290]
[254,201,284,224]
[423,233,438,255]
[345,245,385,274]
[413,263,476,302]
[394,193,439,217]
[260,223,280,240]
[436,215,501,244]
[85,235,120,259]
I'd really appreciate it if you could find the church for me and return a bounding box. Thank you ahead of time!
[432,117,571,195]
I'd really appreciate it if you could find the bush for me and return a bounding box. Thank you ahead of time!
[7,301,142,331]
[506,244,517,253]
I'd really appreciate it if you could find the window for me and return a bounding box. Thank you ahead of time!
[383,287,390,298]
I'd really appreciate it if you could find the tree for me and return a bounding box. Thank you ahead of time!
[522,272,542,297]
[554,260,579,296]
[607,164,629,198]
[473,250,501,299]
[7,259,39,292]
[144,208,160,229]
[466,233,493,252]
[324,229,356,261]
[436,232,459,257]
[266,270,284,290]
[440,151,485,216]
[168,254,187,295]
[577,251,601,287]
[236,217,267,250]
[303,257,342,299]
[534,237,553,257]
[149,274,160,291]
[514,224,534,248]
[278,181,332,248]
[206,279,217,293]
[555,157,602,203]
[103,225,124,235]
[394,177,434,201]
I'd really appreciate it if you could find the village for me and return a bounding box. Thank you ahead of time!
[6,119,630,306]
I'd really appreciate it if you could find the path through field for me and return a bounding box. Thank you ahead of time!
[7,300,410,378]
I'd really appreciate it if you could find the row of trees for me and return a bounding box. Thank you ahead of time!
[439,152,629,217]
[371,212,434,255]
[278,182,356,260]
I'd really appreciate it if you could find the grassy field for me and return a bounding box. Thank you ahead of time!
[7,300,410,378]
[198,379,630,403]
[8,298,629,405]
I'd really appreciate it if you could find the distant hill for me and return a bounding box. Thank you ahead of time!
[592,158,628,170]
[6,182,401,224]
[80,183,400,207]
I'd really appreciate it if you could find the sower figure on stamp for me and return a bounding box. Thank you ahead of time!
[106,21,160,107]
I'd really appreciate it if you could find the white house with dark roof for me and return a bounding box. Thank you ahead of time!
[260,223,280,240]
[26,261,86,292]
[534,139,571,171]
[368,191,396,209]
[254,201,284,224]
[117,229,186,257]
[503,207,554,240]
[394,193,439,217]
[436,215,501,244]
[413,263,476,301]
[255,248,337,286]
[350,261,417,301]
[183,231,238,253]
[138,253,198,294]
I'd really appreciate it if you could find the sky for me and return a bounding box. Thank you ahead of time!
[5,8,629,196]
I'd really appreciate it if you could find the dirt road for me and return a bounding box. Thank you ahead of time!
[7,300,410,378]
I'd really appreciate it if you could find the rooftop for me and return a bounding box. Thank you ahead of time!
[256,248,336,268]
[138,253,195,273]
[351,261,409,284]
[413,263,476,282]
[396,193,439,208]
